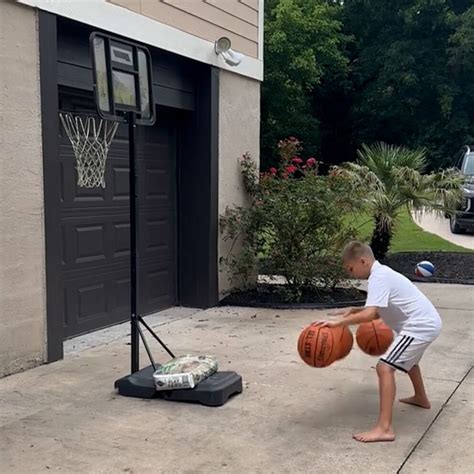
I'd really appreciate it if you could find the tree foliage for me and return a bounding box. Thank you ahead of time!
[263,0,474,169]
[341,0,474,168]
[262,0,349,169]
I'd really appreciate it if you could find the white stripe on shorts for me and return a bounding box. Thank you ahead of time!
[387,335,414,363]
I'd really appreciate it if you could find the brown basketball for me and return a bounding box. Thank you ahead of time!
[356,319,393,356]
[297,324,339,367]
[332,326,354,360]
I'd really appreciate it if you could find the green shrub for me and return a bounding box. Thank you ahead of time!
[220,138,364,301]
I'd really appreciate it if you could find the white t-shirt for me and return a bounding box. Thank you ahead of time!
[365,261,442,341]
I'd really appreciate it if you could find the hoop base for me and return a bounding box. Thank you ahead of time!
[114,365,243,406]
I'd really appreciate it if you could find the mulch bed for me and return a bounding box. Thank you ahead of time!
[221,251,473,309]
[220,284,366,309]
[382,252,474,285]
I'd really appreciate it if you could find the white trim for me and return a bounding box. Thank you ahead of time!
[17,0,263,81]
[258,0,264,61]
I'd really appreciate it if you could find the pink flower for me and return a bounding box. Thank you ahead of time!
[292,157,303,164]
[269,167,277,175]
[286,165,297,174]
[306,157,317,167]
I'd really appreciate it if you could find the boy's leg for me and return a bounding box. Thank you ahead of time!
[399,364,431,409]
[353,362,396,443]
[380,334,433,409]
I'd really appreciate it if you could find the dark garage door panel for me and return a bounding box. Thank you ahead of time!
[136,123,177,315]
[59,113,177,338]
[63,269,130,335]
[60,214,130,269]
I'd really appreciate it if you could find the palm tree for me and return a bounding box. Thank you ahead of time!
[340,142,463,259]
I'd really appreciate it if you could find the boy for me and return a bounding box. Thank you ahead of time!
[316,241,442,443]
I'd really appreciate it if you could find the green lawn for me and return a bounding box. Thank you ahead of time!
[352,209,470,253]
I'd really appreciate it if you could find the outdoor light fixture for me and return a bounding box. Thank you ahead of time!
[215,37,243,67]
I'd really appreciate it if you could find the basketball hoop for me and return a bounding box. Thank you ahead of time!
[59,112,119,188]
[86,31,242,404]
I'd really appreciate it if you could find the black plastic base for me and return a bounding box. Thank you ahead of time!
[114,366,158,399]
[114,365,243,407]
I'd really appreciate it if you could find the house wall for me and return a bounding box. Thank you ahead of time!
[218,69,260,296]
[0,1,47,376]
[109,0,259,58]
[17,0,263,81]
[1,0,262,378]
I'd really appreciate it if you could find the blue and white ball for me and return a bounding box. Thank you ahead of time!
[415,261,435,277]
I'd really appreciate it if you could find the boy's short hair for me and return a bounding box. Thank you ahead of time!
[342,241,374,262]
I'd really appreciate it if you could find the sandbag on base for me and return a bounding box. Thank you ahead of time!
[153,355,218,391]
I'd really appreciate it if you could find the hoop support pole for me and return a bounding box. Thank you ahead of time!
[129,113,140,373]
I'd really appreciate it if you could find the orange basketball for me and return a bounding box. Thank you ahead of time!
[297,324,339,367]
[332,326,354,360]
[356,319,393,356]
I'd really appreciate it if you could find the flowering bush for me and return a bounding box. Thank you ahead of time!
[220,138,364,301]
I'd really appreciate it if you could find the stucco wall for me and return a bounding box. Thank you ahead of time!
[218,69,260,296]
[0,1,46,377]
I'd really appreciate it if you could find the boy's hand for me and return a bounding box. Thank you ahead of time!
[311,307,363,327]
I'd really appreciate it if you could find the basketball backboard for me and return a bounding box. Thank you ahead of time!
[90,32,155,125]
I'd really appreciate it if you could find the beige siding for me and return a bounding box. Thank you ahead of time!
[0,1,46,376]
[218,70,260,296]
[109,0,260,58]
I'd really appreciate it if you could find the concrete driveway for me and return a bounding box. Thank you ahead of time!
[412,212,474,250]
[1,284,473,473]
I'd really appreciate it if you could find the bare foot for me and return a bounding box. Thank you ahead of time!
[353,426,395,443]
[399,396,431,409]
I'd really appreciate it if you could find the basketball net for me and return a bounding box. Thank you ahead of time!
[59,113,119,188]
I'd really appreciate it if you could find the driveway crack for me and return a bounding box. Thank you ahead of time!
[397,366,472,473]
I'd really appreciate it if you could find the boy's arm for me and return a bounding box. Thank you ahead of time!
[315,306,380,328]
[331,307,365,316]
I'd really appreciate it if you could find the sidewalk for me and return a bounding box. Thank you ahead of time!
[1,284,473,473]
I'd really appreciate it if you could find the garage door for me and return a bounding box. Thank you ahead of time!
[59,97,177,338]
